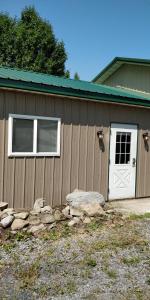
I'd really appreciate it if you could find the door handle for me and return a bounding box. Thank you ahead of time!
[132,158,136,167]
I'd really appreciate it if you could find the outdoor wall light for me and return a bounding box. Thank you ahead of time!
[143,132,149,142]
[97,128,104,141]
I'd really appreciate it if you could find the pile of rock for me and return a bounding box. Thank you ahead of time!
[63,190,105,226]
[0,198,65,234]
[0,190,106,233]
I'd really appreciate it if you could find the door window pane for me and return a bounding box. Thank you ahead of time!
[115,132,131,164]
[37,120,58,152]
[12,118,33,152]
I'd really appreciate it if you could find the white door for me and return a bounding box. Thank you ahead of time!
[109,123,137,200]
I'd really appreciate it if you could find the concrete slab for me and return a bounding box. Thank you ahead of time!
[109,198,150,215]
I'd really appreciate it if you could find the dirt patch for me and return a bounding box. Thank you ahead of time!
[0,215,150,299]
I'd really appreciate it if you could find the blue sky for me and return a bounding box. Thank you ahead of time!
[1,0,150,80]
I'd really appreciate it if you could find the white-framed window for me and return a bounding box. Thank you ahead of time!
[8,114,61,157]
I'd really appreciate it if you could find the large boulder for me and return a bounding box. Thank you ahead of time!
[66,190,105,217]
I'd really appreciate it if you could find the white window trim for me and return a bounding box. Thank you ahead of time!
[8,114,61,157]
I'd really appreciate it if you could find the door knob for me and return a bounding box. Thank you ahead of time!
[132,158,136,167]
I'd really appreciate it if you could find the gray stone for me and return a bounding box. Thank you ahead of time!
[33,198,45,213]
[30,210,39,216]
[62,206,71,219]
[41,214,55,224]
[54,209,66,221]
[70,207,84,217]
[41,205,53,214]
[83,217,91,224]
[14,212,29,220]
[68,217,80,227]
[28,216,41,225]
[0,215,14,228]
[0,213,8,220]
[28,224,45,234]
[66,191,105,217]
[2,208,15,215]
[11,219,29,231]
[0,202,8,211]
[48,222,56,230]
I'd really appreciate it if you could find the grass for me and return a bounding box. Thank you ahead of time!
[128,212,150,220]
[1,241,16,252]
[51,280,77,296]
[78,255,97,268]
[40,223,73,241]
[104,268,118,279]
[15,260,40,289]
[122,256,140,266]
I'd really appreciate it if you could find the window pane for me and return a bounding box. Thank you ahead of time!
[12,118,33,152]
[37,120,58,152]
[115,131,131,165]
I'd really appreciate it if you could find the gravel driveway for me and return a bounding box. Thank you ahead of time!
[0,214,150,300]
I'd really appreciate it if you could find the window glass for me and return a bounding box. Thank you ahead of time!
[37,120,58,152]
[115,132,131,164]
[12,118,33,152]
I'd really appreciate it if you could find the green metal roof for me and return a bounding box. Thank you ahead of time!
[0,65,150,108]
[92,57,150,83]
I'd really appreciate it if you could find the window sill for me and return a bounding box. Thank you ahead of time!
[8,152,60,157]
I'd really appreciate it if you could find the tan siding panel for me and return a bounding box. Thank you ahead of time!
[0,92,5,202]
[70,100,80,191]
[61,100,72,204]
[13,93,26,208]
[53,98,64,207]
[78,101,88,190]
[3,92,16,207]
[86,102,95,190]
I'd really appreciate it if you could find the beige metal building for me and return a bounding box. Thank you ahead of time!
[1,57,150,209]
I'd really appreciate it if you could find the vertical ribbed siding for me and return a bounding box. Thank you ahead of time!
[103,64,150,94]
[1,89,150,209]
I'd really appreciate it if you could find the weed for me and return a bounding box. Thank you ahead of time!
[15,260,40,289]
[87,219,104,231]
[51,280,76,295]
[81,269,92,279]
[65,280,77,294]
[15,231,32,241]
[72,251,78,259]
[103,267,117,279]
[122,256,140,266]
[2,241,16,252]
[86,257,97,267]
[128,213,150,220]
[79,255,97,268]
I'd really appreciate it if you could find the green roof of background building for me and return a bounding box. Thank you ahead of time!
[92,57,150,83]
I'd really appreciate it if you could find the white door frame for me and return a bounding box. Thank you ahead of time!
[108,122,138,200]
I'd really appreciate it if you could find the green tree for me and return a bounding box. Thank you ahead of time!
[0,13,16,67]
[65,70,70,78]
[74,72,80,80]
[0,6,67,76]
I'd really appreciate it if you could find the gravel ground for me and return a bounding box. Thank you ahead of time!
[0,214,150,300]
